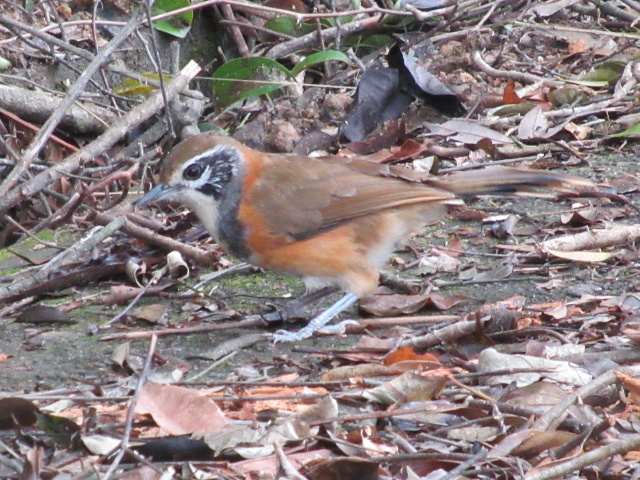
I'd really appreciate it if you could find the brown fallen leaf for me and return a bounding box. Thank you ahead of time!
[136,383,228,435]
[360,292,471,316]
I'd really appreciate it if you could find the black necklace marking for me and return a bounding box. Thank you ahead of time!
[218,172,251,261]
[188,146,251,260]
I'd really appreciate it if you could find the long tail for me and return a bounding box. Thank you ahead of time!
[425,166,593,198]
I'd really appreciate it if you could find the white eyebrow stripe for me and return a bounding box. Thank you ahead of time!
[180,145,230,190]
[183,145,229,166]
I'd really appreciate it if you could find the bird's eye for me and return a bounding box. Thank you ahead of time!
[183,163,203,180]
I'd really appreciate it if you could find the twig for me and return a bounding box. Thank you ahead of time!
[92,209,217,268]
[466,399,590,433]
[99,317,270,341]
[220,3,250,57]
[266,15,383,59]
[219,19,295,40]
[186,350,239,381]
[525,433,640,480]
[101,335,158,480]
[473,0,499,29]
[439,446,487,480]
[91,0,119,112]
[273,442,309,480]
[346,315,460,330]
[0,61,201,216]
[400,316,490,349]
[447,374,495,402]
[83,162,138,212]
[533,365,640,431]
[0,9,146,198]
[472,51,563,87]
[513,20,640,41]
[0,106,81,150]
[143,0,175,137]
[103,268,166,327]
[44,0,68,46]
[0,297,36,320]
[3,216,64,250]
[0,217,126,303]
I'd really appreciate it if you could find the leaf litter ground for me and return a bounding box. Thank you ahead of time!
[2,1,640,479]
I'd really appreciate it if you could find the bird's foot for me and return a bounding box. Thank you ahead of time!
[271,293,359,342]
[272,320,359,342]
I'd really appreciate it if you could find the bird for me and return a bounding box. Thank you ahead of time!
[136,133,593,342]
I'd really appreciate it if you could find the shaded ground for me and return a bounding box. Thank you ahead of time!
[2,1,640,478]
[2,151,637,392]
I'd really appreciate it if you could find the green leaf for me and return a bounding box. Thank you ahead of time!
[571,61,626,87]
[0,57,11,71]
[112,73,169,96]
[290,50,351,76]
[611,123,640,137]
[198,123,227,134]
[299,18,335,33]
[213,57,292,108]
[263,17,299,36]
[380,14,415,27]
[343,34,392,51]
[152,0,193,39]
[260,17,331,39]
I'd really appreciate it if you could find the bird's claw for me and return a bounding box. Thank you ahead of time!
[272,320,360,343]
[319,319,360,335]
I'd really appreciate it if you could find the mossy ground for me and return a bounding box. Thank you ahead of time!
[1,150,638,391]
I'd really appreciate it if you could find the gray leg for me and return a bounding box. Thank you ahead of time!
[272,292,359,342]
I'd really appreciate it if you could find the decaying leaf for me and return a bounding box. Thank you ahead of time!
[363,372,446,404]
[478,348,592,387]
[136,383,228,435]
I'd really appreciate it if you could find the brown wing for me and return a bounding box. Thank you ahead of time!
[249,155,455,240]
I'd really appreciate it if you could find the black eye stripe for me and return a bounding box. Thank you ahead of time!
[184,146,238,199]
[183,164,203,180]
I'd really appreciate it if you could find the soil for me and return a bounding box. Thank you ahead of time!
[1,150,636,393]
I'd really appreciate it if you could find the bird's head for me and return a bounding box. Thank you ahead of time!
[136,134,248,210]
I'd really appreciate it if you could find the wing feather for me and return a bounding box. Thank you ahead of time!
[249,155,455,239]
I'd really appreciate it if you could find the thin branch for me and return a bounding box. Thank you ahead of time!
[0,10,146,198]
[0,217,126,303]
[0,61,201,216]
[101,335,158,480]
[533,365,640,431]
[525,433,640,480]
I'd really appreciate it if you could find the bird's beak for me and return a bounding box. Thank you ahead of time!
[136,183,184,208]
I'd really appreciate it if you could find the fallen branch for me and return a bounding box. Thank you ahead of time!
[526,433,640,480]
[0,60,201,217]
[0,85,114,134]
[0,217,125,303]
[93,209,219,268]
[0,9,146,198]
[541,224,640,251]
[400,315,489,349]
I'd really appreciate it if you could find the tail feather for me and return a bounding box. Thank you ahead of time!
[426,167,593,198]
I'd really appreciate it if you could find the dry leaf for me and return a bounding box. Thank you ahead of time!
[136,383,228,435]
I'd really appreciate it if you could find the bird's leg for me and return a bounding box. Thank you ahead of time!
[272,292,359,342]
[260,286,340,324]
